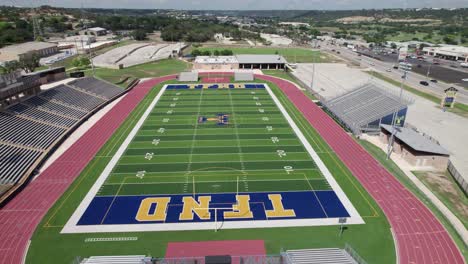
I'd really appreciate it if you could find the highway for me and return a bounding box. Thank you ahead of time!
[320,42,468,104]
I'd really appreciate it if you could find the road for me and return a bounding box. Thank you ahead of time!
[320,42,468,104]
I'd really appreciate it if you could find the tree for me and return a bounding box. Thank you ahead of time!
[71,56,91,69]
[132,29,147,41]
[191,49,202,57]
[201,50,211,56]
[213,50,220,56]
[19,54,40,73]
[0,60,20,74]
[220,49,233,56]
[443,36,458,45]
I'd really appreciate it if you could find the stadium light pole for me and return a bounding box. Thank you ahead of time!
[386,62,411,160]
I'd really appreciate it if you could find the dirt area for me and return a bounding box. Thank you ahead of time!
[147,31,163,42]
[336,16,375,23]
[415,171,468,227]
[380,18,441,23]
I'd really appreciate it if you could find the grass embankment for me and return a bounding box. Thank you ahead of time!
[88,59,190,84]
[413,171,468,229]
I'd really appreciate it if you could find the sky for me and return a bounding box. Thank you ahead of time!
[3,0,468,10]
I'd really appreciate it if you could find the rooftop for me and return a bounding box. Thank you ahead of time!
[87,27,106,31]
[235,54,287,64]
[0,42,57,62]
[423,45,468,55]
[195,56,237,64]
[381,124,450,156]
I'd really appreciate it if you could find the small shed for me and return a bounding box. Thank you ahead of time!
[380,124,450,171]
[178,72,199,82]
[234,71,254,81]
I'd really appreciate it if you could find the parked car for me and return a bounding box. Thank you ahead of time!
[430,79,438,83]
[386,69,392,72]
[420,81,429,86]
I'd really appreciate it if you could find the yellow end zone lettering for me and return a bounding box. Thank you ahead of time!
[224,195,254,219]
[135,197,171,222]
[265,194,296,218]
[179,196,211,220]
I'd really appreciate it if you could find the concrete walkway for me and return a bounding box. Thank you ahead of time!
[363,134,468,247]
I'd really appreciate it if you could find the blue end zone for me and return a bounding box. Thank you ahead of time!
[78,191,349,225]
[166,84,265,90]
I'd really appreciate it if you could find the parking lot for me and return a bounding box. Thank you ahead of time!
[358,50,468,88]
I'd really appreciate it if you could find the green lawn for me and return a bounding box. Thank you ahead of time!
[88,59,191,84]
[198,46,332,63]
[27,79,394,264]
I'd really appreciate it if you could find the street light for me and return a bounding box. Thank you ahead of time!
[386,62,411,160]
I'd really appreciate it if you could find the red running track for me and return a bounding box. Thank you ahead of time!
[165,240,266,264]
[0,76,175,264]
[256,74,464,264]
[0,73,463,264]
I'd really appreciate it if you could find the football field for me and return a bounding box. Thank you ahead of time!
[63,84,361,233]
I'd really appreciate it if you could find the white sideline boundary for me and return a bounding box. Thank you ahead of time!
[62,84,363,234]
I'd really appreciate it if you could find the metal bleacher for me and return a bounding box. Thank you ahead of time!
[80,255,148,264]
[24,96,88,119]
[285,248,358,264]
[7,103,78,127]
[0,77,126,201]
[69,77,125,100]
[40,84,106,111]
[322,82,414,135]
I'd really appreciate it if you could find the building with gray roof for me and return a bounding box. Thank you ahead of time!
[380,124,449,171]
[0,42,58,64]
[236,54,286,69]
[193,54,287,70]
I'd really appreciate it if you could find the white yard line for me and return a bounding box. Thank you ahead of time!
[61,85,167,234]
[264,84,363,225]
[186,89,204,173]
[62,84,363,234]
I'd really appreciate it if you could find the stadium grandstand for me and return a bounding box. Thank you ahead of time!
[322,82,414,135]
[0,76,126,203]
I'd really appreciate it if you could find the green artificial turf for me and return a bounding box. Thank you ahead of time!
[27,80,395,264]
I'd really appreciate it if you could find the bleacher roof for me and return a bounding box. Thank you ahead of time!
[323,82,413,135]
[194,55,287,65]
[381,124,449,155]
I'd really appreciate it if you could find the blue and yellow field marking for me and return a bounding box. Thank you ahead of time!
[166,84,266,90]
[198,114,230,125]
[77,191,350,225]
